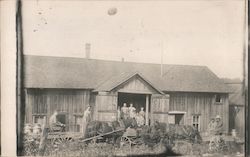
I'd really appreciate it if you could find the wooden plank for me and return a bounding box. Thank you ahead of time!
[38,118,48,156]
[79,128,124,142]
[98,110,117,113]
[145,95,149,125]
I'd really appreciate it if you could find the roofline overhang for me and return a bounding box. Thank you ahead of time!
[93,72,164,94]
[109,72,164,94]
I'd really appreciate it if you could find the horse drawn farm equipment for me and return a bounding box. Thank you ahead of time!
[23,121,129,155]
[23,120,202,156]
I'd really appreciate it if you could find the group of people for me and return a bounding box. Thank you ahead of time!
[118,103,146,127]
[48,103,146,133]
[208,115,223,135]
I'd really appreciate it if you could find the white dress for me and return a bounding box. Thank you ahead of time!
[129,106,136,118]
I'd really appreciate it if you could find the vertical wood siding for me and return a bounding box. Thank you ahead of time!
[95,92,118,121]
[168,92,229,133]
[114,75,158,94]
[151,94,170,124]
[25,89,91,131]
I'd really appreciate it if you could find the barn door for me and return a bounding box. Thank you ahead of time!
[95,92,118,122]
[151,94,170,124]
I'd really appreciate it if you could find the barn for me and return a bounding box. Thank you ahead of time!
[23,55,230,134]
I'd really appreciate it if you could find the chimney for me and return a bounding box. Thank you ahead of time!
[85,43,91,59]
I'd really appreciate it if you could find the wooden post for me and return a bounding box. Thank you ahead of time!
[38,117,48,156]
[146,95,149,125]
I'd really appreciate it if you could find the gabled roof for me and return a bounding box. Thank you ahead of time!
[94,72,164,94]
[24,55,230,93]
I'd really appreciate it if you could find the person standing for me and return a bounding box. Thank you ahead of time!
[139,107,145,117]
[137,107,145,126]
[121,103,129,119]
[82,106,91,137]
[129,103,136,118]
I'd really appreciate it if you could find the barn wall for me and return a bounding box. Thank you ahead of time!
[151,94,170,124]
[167,92,229,133]
[113,75,158,94]
[94,92,118,122]
[25,88,91,131]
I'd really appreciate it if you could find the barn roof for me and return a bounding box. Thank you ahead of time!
[94,72,164,94]
[224,82,244,106]
[24,55,230,93]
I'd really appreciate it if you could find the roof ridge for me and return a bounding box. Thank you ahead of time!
[24,55,230,93]
[24,54,207,67]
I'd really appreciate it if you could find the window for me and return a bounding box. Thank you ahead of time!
[175,114,184,125]
[192,115,200,131]
[168,112,185,125]
[57,113,66,124]
[215,94,222,103]
[33,115,46,125]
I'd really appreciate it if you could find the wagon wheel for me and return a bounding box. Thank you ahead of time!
[49,135,73,153]
[120,136,132,147]
[56,136,73,148]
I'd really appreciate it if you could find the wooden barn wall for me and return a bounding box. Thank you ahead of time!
[25,89,91,131]
[113,75,158,94]
[151,94,170,124]
[94,92,118,122]
[167,92,229,133]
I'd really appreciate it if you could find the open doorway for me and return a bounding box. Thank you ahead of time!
[168,112,185,125]
[117,92,150,113]
[175,114,184,125]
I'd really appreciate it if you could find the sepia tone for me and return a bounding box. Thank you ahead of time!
[0,0,247,156]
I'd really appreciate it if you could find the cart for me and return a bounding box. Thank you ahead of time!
[119,127,143,148]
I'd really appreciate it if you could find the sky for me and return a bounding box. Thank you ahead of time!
[22,0,246,79]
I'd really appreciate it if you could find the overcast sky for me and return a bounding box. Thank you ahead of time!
[22,0,246,79]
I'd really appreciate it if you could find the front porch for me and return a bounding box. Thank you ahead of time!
[93,73,170,125]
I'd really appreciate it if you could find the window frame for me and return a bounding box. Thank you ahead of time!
[192,114,201,131]
[32,114,47,125]
[215,94,222,103]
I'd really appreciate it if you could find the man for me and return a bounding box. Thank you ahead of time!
[128,103,136,118]
[121,103,129,119]
[49,110,65,131]
[82,106,91,137]
[83,106,91,122]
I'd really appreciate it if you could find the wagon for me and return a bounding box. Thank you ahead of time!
[119,127,144,148]
[46,127,124,148]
